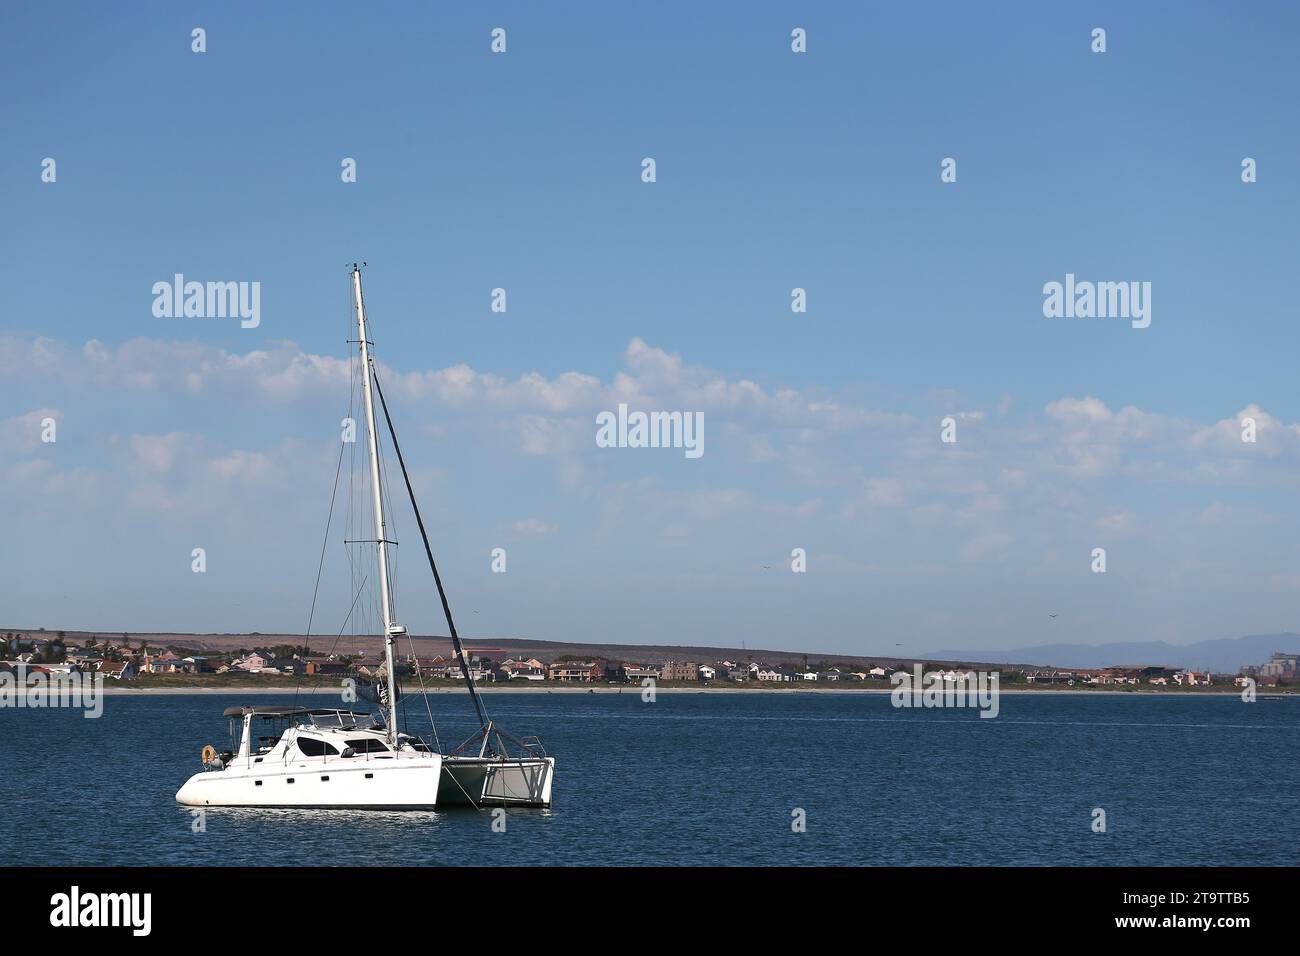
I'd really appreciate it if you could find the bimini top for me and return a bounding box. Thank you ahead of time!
[222,705,308,718]
[221,706,373,720]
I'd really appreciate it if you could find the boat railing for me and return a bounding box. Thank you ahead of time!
[447,724,547,760]
[518,735,548,757]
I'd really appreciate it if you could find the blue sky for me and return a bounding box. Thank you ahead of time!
[2,2,1299,656]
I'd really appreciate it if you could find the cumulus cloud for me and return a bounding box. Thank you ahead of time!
[3,334,1299,542]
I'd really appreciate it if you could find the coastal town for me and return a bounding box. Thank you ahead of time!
[3,629,1296,692]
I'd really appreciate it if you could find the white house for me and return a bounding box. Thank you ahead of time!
[97,660,136,680]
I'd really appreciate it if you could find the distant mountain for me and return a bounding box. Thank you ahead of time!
[921,633,1300,673]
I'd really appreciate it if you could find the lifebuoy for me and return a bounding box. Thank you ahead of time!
[201,744,217,765]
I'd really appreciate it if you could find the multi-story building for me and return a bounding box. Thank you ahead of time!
[548,660,602,682]
[660,661,699,681]
[1257,652,1299,683]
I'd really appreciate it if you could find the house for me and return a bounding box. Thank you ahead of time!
[465,658,497,682]
[301,656,348,676]
[1026,670,1075,684]
[660,661,699,681]
[413,655,451,679]
[800,672,819,682]
[97,660,136,680]
[868,666,888,679]
[231,653,267,673]
[141,653,186,674]
[1069,669,1110,684]
[354,656,387,677]
[697,664,717,680]
[624,665,661,681]
[548,661,602,682]
[727,667,749,682]
[493,658,549,681]
[756,668,783,682]
[600,660,626,686]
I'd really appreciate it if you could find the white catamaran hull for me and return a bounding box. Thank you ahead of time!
[439,756,555,807]
[176,756,443,809]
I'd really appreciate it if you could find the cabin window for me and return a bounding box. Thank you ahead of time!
[343,738,390,754]
[296,736,341,757]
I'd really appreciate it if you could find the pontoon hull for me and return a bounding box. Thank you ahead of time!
[175,756,443,809]
[439,756,555,807]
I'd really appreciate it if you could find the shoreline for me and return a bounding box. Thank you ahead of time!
[77,684,1277,697]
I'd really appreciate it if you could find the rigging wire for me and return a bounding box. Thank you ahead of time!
[293,438,347,712]
[370,365,490,731]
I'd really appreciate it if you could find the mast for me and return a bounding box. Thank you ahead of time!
[351,265,402,744]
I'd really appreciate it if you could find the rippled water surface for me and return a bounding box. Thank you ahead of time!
[2,691,1296,865]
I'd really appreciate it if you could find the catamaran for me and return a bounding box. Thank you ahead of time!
[176,265,555,810]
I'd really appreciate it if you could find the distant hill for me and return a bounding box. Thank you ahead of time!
[920,633,1300,673]
[8,625,1296,673]
[0,627,909,670]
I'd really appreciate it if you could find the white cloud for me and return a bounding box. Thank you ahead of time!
[512,518,557,535]
[0,408,61,455]
[5,334,1300,550]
